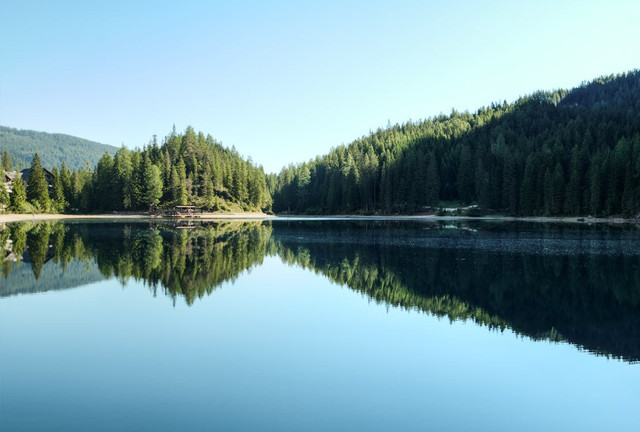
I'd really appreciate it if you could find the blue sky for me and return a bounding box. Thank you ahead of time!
[1,0,639,173]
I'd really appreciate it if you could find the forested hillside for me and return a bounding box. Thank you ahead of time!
[0,126,118,170]
[270,70,640,217]
[6,126,272,213]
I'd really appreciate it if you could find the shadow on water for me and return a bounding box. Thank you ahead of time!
[2,219,640,363]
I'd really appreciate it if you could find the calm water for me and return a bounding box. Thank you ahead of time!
[1,219,639,431]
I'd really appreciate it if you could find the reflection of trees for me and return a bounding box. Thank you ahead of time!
[3,221,272,305]
[270,221,640,363]
[66,221,273,305]
[3,220,639,362]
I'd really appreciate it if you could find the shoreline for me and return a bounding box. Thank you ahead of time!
[1,212,637,225]
[273,214,639,224]
[0,212,274,224]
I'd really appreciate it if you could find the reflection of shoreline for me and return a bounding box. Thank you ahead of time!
[3,219,639,363]
[2,213,639,225]
[269,222,640,363]
[0,212,274,224]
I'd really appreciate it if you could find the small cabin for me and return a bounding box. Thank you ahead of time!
[20,168,54,190]
[3,170,19,194]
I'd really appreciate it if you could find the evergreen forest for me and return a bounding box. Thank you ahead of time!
[2,70,640,217]
[2,127,272,213]
[0,126,118,170]
[270,70,640,217]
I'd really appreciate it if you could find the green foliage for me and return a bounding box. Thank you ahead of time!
[142,161,163,206]
[113,147,133,209]
[3,219,639,362]
[25,153,50,212]
[2,221,271,305]
[2,150,11,171]
[7,127,272,213]
[26,223,51,278]
[93,152,118,210]
[270,70,640,217]
[9,176,27,212]
[269,221,640,362]
[50,166,67,212]
[0,180,9,211]
[0,126,118,170]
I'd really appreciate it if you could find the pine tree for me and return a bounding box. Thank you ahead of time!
[457,146,474,204]
[475,158,491,209]
[10,177,27,212]
[93,152,116,210]
[297,165,311,210]
[51,166,67,212]
[564,146,584,215]
[25,153,50,211]
[175,158,188,205]
[551,163,565,215]
[60,162,73,207]
[519,155,536,215]
[543,168,553,215]
[114,148,133,210]
[0,182,9,212]
[588,161,601,217]
[424,152,440,206]
[142,163,163,207]
[502,151,518,214]
[2,150,11,171]
[621,162,635,217]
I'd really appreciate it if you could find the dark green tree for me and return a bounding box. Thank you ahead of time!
[424,152,440,207]
[0,182,9,211]
[142,163,163,206]
[114,147,133,210]
[457,146,474,204]
[475,158,491,210]
[51,166,67,212]
[93,152,117,210]
[10,176,27,212]
[621,163,635,217]
[60,162,73,208]
[25,153,50,211]
[2,150,11,171]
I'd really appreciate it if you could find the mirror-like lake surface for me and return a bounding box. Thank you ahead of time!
[1,219,639,431]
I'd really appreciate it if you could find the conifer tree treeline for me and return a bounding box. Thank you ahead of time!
[5,127,272,213]
[270,70,640,217]
[4,71,639,217]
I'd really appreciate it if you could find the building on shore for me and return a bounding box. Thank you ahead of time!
[2,168,54,195]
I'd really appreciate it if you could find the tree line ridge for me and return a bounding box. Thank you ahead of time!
[2,70,639,217]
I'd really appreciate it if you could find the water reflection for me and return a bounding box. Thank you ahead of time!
[2,219,639,362]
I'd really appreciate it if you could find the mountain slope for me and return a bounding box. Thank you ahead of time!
[270,70,640,217]
[0,126,118,170]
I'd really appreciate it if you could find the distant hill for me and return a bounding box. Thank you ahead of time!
[0,126,118,170]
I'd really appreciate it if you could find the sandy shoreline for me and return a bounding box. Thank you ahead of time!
[1,212,637,225]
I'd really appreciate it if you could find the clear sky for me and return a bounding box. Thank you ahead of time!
[1,0,639,173]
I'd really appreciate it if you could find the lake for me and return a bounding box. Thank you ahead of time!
[1,219,639,431]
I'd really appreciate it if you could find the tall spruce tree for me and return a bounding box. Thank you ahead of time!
[60,162,73,207]
[142,163,163,206]
[2,150,11,171]
[0,181,9,211]
[50,166,67,212]
[25,153,50,211]
[10,176,27,212]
